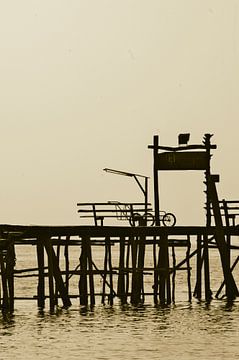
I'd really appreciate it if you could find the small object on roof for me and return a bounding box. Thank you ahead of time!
[178,133,190,145]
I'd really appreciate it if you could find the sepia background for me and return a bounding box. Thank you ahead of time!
[0,0,238,225]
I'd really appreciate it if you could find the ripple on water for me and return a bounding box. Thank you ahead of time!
[0,301,239,360]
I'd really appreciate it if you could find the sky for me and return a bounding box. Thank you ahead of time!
[0,0,239,226]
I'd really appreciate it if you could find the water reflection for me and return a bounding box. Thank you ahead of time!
[0,301,239,360]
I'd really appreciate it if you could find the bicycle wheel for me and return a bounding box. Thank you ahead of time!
[162,213,176,227]
[142,212,155,226]
[129,213,142,226]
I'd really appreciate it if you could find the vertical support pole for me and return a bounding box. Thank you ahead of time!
[87,237,95,306]
[37,236,45,309]
[46,236,55,312]
[107,237,114,305]
[153,237,158,304]
[137,234,146,304]
[171,243,176,303]
[117,236,126,304]
[144,176,148,216]
[130,236,138,305]
[158,233,171,305]
[193,235,202,300]
[55,240,61,306]
[0,250,9,313]
[164,234,171,305]
[79,237,88,305]
[223,200,231,268]
[101,238,108,304]
[64,235,70,295]
[6,238,15,313]
[186,235,192,302]
[153,135,160,226]
[203,234,212,302]
[204,134,212,227]
[125,237,130,301]
[92,205,98,226]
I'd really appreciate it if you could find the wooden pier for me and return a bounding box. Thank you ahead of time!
[0,224,239,313]
[0,133,239,313]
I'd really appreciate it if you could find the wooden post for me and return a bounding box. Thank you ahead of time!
[101,238,108,304]
[125,237,130,301]
[86,237,95,306]
[186,236,192,302]
[55,241,61,306]
[223,200,231,268]
[137,234,146,304]
[107,237,114,305]
[165,236,171,305]
[153,237,158,304]
[193,235,202,300]
[204,134,212,227]
[45,236,55,312]
[130,236,138,305]
[203,234,212,302]
[153,135,160,226]
[0,251,9,313]
[64,235,70,294]
[117,236,126,304]
[158,233,170,305]
[37,236,45,309]
[79,237,88,305]
[171,243,176,303]
[6,239,15,313]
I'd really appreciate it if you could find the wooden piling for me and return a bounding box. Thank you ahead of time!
[55,241,61,306]
[130,236,138,305]
[125,237,130,301]
[6,239,15,312]
[106,236,114,305]
[64,236,70,294]
[158,233,170,305]
[87,237,95,306]
[186,236,192,302]
[117,236,126,304]
[171,243,176,303]
[0,251,9,313]
[37,236,45,309]
[79,237,88,305]
[101,238,108,304]
[203,234,212,302]
[193,235,202,300]
[45,237,55,312]
[153,236,158,304]
[137,234,146,304]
